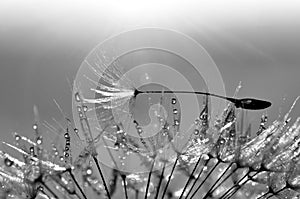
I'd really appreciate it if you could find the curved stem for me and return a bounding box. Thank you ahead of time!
[136,90,271,110]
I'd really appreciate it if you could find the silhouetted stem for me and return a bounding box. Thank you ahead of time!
[178,155,203,199]
[144,159,155,199]
[161,156,179,199]
[185,157,210,199]
[136,90,272,110]
[202,162,234,199]
[256,192,270,199]
[259,186,286,199]
[189,161,221,199]
[220,170,258,199]
[92,156,111,199]
[68,169,87,199]
[154,162,166,199]
[121,175,128,199]
[39,180,59,199]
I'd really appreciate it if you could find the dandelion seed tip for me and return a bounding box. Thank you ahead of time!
[236,98,272,110]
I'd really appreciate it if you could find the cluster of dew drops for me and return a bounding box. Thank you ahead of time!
[0,85,300,199]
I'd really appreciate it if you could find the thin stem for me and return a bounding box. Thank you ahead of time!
[223,181,247,199]
[92,156,111,199]
[256,192,270,199]
[265,195,274,199]
[185,158,210,199]
[138,90,228,101]
[202,162,234,199]
[161,156,179,199]
[220,170,258,199]
[224,171,260,199]
[39,180,59,199]
[136,90,272,110]
[68,169,88,199]
[219,172,250,199]
[135,190,139,199]
[154,162,166,199]
[144,159,155,199]
[189,161,221,199]
[265,187,286,199]
[178,155,203,199]
[207,166,239,198]
[121,175,128,199]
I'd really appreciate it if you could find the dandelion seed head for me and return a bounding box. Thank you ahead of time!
[2,29,300,199]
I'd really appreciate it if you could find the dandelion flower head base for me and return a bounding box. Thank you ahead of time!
[1,94,298,199]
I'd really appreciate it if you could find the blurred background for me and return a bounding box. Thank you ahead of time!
[0,0,300,142]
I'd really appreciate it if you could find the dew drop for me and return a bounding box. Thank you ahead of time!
[75,92,81,102]
[171,98,177,104]
[194,119,201,125]
[15,134,20,141]
[64,133,70,139]
[83,105,88,112]
[137,127,143,134]
[86,167,93,175]
[36,137,43,145]
[29,147,35,156]
[38,186,44,191]
[173,109,178,114]
[32,124,38,130]
[79,112,84,118]
[174,120,180,126]
[202,154,209,161]
[219,138,225,144]
[194,129,199,135]
[4,158,13,167]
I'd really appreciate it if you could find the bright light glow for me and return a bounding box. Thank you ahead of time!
[104,0,190,22]
[2,0,297,31]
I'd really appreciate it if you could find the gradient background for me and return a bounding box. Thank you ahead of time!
[0,0,300,143]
